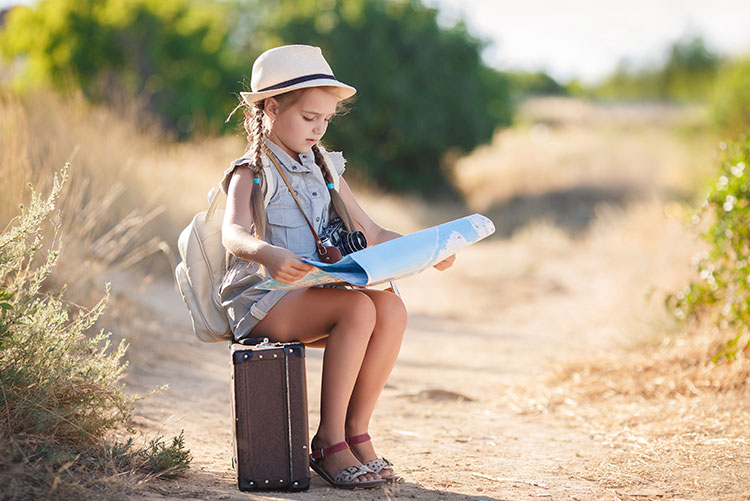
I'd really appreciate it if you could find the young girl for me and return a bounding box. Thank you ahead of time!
[220,45,455,489]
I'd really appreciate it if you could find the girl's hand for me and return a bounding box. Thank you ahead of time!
[433,254,456,271]
[262,246,315,284]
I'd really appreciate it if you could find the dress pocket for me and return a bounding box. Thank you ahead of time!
[266,206,313,255]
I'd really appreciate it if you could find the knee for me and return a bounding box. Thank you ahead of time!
[342,292,377,332]
[376,292,408,332]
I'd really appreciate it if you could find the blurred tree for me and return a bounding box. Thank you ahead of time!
[594,59,662,100]
[712,57,750,138]
[0,0,242,136]
[661,36,720,100]
[592,36,721,102]
[503,70,566,99]
[247,0,512,196]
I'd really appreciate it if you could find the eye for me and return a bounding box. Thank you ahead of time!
[303,116,314,122]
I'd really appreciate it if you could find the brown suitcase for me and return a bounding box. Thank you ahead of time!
[230,342,310,492]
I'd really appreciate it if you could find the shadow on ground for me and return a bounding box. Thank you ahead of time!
[138,471,506,500]
[483,183,642,237]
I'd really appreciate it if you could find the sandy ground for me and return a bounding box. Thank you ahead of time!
[112,195,702,500]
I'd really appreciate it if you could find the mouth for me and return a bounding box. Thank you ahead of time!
[306,139,317,144]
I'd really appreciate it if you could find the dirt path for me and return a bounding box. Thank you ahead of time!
[114,198,696,500]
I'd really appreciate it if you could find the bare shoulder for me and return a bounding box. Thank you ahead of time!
[224,165,256,226]
[228,164,255,191]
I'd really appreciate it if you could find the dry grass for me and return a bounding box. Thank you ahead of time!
[505,323,750,500]
[0,84,202,501]
[0,84,250,301]
[453,97,718,236]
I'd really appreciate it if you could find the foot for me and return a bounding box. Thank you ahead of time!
[346,432,400,482]
[310,435,381,485]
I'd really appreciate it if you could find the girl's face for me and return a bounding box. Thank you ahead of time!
[265,88,339,158]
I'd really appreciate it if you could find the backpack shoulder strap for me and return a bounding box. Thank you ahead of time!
[260,154,275,207]
[206,183,226,220]
[320,148,341,191]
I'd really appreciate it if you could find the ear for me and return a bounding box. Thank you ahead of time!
[264,97,279,121]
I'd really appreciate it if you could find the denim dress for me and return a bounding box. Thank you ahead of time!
[218,137,346,341]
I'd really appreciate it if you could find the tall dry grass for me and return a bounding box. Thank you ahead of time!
[0,84,245,291]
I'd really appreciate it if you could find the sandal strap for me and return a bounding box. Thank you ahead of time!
[346,432,371,445]
[310,440,348,460]
[363,457,394,474]
[334,465,373,483]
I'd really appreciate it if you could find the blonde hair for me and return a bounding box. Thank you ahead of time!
[240,88,356,240]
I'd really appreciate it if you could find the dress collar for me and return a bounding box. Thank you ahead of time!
[263,136,316,173]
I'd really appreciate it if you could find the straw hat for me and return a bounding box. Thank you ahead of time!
[240,45,356,105]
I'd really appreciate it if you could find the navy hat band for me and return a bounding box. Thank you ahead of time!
[258,73,338,92]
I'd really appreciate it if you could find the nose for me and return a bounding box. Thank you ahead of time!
[312,119,327,135]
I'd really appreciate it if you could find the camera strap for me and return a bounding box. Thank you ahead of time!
[265,151,341,263]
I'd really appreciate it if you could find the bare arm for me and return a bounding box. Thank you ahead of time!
[337,177,455,270]
[337,177,401,245]
[222,166,313,283]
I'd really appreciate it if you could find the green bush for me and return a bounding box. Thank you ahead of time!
[669,139,750,362]
[0,0,242,136]
[0,165,132,442]
[0,164,190,495]
[712,57,750,138]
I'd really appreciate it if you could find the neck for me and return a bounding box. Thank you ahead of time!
[266,131,303,161]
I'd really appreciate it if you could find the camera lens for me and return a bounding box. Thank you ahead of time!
[341,231,367,254]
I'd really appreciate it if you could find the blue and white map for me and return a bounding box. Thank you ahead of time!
[257,214,495,291]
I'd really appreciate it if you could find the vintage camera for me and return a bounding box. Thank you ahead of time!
[319,217,367,256]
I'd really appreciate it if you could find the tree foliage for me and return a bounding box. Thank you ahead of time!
[242,0,512,195]
[712,57,750,139]
[594,36,721,102]
[503,70,567,99]
[0,0,242,135]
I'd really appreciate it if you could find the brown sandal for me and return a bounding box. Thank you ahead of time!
[346,433,403,484]
[309,437,385,489]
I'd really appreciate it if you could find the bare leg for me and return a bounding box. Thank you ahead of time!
[251,287,380,483]
[344,290,408,477]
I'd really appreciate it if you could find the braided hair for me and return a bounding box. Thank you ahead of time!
[242,102,268,238]
[311,143,356,232]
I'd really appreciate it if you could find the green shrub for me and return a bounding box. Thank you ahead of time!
[712,57,750,138]
[0,164,190,495]
[0,0,242,136]
[0,164,132,442]
[669,139,750,361]
[105,431,192,480]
